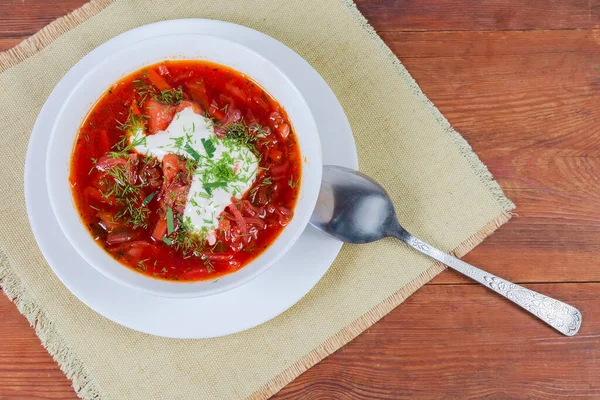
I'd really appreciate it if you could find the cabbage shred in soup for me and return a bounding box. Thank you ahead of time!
[70,61,301,281]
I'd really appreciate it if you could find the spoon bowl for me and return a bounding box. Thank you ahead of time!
[311,166,400,243]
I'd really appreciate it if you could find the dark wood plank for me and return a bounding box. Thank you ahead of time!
[355,0,598,31]
[0,38,22,52]
[0,295,77,400]
[1,282,595,400]
[380,29,600,284]
[274,283,600,399]
[0,0,87,38]
[0,0,597,38]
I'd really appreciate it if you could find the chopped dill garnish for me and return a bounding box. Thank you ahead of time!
[184,142,201,161]
[202,181,227,195]
[201,137,216,158]
[155,86,184,105]
[169,216,207,257]
[100,163,150,229]
[136,259,149,272]
[109,108,148,158]
[261,177,272,186]
[141,191,157,206]
[185,158,198,179]
[204,258,214,273]
[169,136,185,150]
[166,207,175,235]
[288,176,300,189]
[223,122,267,158]
[137,84,184,106]
[115,106,147,133]
[249,123,271,139]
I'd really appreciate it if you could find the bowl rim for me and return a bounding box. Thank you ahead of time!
[45,32,323,298]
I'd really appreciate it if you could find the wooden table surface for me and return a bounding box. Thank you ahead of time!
[1,0,600,398]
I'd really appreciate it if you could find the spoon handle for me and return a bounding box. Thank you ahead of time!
[396,231,582,336]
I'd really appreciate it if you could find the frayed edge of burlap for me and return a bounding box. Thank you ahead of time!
[338,0,515,214]
[0,0,116,74]
[0,249,102,399]
[249,211,512,400]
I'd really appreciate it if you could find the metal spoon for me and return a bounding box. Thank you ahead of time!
[310,165,582,336]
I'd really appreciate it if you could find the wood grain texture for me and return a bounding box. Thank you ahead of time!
[274,284,600,399]
[355,0,599,31]
[1,0,600,399]
[384,29,600,284]
[0,0,87,38]
[1,0,598,39]
[0,38,22,52]
[0,295,76,400]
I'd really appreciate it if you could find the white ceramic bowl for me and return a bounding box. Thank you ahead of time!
[46,33,322,298]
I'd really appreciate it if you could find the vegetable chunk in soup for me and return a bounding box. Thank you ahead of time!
[70,61,301,281]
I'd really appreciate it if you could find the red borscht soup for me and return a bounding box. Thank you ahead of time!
[70,61,301,281]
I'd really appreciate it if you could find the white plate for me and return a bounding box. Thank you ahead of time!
[25,19,358,338]
[45,33,323,298]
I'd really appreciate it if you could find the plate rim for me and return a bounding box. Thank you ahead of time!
[43,32,324,299]
[24,18,359,338]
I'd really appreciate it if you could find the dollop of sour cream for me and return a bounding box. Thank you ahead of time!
[130,107,258,237]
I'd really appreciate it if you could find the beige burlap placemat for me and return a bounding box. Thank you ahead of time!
[0,1,514,398]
